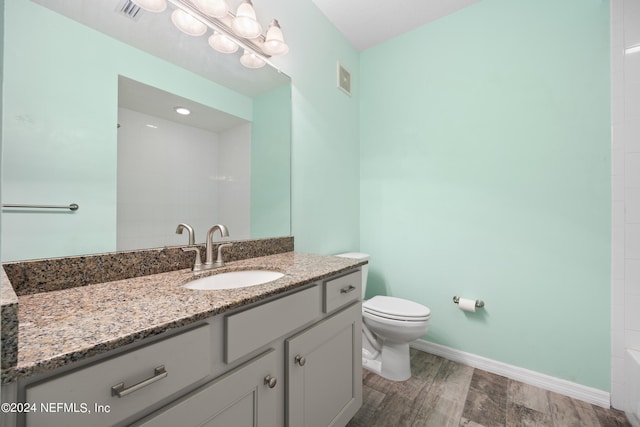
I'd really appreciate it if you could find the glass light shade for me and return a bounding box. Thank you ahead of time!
[263,20,289,56]
[131,0,167,12]
[193,0,229,18]
[240,50,266,68]
[171,9,207,37]
[231,1,262,39]
[208,32,239,54]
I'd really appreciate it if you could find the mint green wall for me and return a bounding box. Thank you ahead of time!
[360,0,611,390]
[251,84,291,238]
[267,0,361,254]
[2,0,252,260]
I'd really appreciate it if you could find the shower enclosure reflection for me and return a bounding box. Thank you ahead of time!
[117,77,252,250]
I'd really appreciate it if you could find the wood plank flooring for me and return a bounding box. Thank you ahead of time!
[347,349,631,427]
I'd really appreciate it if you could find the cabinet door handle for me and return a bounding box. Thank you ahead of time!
[264,375,277,388]
[111,365,168,398]
[295,354,306,366]
[340,285,356,294]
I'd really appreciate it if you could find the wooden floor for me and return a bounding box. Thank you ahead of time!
[347,349,631,427]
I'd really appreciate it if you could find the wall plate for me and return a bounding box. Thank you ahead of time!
[337,61,351,96]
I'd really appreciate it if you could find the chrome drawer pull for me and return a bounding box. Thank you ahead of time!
[111,365,168,398]
[340,285,356,294]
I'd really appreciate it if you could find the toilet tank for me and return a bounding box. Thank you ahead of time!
[335,252,370,299]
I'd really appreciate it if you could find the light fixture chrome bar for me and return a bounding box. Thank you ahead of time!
[168,0,280,71]
[2,203,79,211]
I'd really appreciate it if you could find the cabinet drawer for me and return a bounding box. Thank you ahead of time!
[25,325,211,427]
[323,270,361,313]
[225,286,320,363]
[133,349,279,427]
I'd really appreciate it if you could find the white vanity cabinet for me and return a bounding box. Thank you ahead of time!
[12,268,363,427]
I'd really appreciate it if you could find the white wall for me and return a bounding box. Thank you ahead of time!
[611,0,640,412]
[117,108,250,249]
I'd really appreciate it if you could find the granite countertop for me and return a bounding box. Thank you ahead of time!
[2,251,365,383]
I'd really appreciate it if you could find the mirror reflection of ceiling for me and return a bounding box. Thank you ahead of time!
[118,76,247,133]
[31,0,290,96]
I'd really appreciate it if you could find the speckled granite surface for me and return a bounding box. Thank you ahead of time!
[1,268,18,372]
[4,236,293,296]
[1,251,365,384]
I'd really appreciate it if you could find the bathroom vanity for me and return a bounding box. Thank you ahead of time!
[0,244,365,427]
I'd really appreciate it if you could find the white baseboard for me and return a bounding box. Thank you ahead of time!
[411,339,611,408]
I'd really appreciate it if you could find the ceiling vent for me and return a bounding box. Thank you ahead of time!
[117,0,144,21]
[337,62,351,96]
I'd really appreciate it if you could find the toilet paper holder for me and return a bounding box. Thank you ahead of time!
[453,296,485,308]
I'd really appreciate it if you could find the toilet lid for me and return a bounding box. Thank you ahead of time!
[363,296,431,321]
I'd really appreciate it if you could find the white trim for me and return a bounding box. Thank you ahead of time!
[411,339,611,408]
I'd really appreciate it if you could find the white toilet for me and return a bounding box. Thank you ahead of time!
[336,253,431,381]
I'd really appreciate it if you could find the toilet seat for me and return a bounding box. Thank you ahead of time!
[363,296,431,322]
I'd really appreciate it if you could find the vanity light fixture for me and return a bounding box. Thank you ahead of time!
[240,49,265,68]
[231,0,262,39]
[174,106,191,115]
[209,31,239,53]
[192,0,228,18]
[171,9,207,36]
[131,0,288,69]
[263,19,289,56]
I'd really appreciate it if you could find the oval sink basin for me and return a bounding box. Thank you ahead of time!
[183,270,284,290]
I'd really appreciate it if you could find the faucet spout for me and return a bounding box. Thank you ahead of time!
[205,224,230,268]
[175,223,195,245]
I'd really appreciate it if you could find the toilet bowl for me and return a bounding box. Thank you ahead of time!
[336,253,431,381]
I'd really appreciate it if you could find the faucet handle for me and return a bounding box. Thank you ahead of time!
[182,247,203,272]
[215,243,233,266]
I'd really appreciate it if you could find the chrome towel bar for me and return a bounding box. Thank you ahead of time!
[2,203,79,211]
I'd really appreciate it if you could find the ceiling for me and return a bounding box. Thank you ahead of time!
[311,0,482,51]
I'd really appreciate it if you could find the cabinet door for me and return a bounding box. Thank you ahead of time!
[134,349,280,427]
[286,303,362,427]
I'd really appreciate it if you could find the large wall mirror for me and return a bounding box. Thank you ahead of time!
[1,0,291,261]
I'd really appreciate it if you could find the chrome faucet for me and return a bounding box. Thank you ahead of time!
[175,223,195,245]
[204,224,233,269]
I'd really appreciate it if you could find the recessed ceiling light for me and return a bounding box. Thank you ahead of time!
[175,107,191,115]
